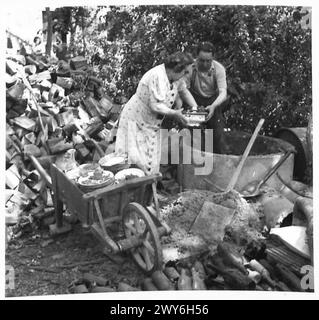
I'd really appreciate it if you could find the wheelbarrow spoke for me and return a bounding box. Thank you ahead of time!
[143,239,155,256]
[134,248,146,269]
[123,202,163,274]
[141,247,153,271]
[133,212,143,234]
[136,246,152,271]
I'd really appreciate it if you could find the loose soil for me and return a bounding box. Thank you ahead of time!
[5,223,145,297]
[6,189,265,297]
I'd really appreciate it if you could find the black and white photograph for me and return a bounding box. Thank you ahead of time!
[3,1,316,301]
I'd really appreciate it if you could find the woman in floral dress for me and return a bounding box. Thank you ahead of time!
[115,52,197,175]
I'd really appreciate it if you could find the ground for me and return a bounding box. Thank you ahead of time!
[5,223,145,297]
[3,189,271,296]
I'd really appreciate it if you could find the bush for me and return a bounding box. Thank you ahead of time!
[85,5,312,135]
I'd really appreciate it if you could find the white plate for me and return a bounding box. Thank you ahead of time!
[98,154,126,167]
[78,170,114,186]
[114,168,145,182]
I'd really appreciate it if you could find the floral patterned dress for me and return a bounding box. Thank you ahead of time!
[115,64,185,175]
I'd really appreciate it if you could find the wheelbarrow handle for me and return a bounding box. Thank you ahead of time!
[28,155,52,188]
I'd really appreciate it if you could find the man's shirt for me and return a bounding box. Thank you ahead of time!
[183,60,227,98]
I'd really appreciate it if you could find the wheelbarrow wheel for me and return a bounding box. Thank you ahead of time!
[122,202,163,274]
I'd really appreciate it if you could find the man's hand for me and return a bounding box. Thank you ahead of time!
[205,104,216,121]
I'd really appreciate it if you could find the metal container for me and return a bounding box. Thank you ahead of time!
[274,127,309,182]
[161,130,295,192]
[183,111,207,127]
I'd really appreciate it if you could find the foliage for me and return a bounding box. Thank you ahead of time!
[58,5,312,135]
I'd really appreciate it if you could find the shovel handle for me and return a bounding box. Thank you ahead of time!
[225,119,265,192]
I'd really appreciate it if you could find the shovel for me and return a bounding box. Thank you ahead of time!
[224,118,265,192]
[189,119,265,233]
[240,149,294,198]
[204,118,265,193]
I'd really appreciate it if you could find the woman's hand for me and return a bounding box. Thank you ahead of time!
[173,109,188,126]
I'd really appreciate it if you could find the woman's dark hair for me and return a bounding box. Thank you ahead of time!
[164,52,194,73]
[197,42,214,55]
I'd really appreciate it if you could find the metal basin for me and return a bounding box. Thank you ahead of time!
[162,130,295,192]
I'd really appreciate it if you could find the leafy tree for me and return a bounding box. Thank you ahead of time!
[57,5,312,135]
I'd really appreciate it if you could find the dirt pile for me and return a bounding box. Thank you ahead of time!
[160,189,265,259]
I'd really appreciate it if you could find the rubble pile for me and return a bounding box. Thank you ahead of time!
[159,187,313,292]
[5,50,123,239]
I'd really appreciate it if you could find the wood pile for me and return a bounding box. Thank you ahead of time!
[5,49,122,238]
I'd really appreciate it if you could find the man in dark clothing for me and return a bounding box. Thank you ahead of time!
[183,42,230,154]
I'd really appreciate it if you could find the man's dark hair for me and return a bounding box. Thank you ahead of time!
[197,42,214,55]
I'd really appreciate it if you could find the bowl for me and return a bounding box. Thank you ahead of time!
[77,170,115,192]
[98,154,129,173]
[78,163,101,176]
[114,168,145,183]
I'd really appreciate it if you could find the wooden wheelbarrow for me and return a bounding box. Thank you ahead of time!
[29,155,170,274]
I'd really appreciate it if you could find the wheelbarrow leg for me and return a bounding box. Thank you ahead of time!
[49,165,72,236]
[152,182,160,218]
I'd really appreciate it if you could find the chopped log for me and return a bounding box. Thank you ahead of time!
[63,123,78,139]
[274,263,303,291]
[152,271,175,290]
[75,143,91,161]
[18,181,37,200]
[47,137,73,154]
[29,70,52,83]
[24,132,37,145]
[55,109,75,127]
[70,56,88,70]
[56,76,74,90]
[7,82,26,100]
[81,96,104,118]
[5,73,18,88]
[117,282,141,292]
[39,79,53,91]
[24,65,37,75]
[32,87,42,101]
[217,242,248,275]
[11,116,36,131]
[42,91,49,102]
[36,116,58,133]
[142,278,158,291]
[6,164,21,189]
[6,59,22,75]
[84,118,104,137]
[49,83,65,102]
[7,109,20,119]
[8,54,26,66]
[24,144,42,157]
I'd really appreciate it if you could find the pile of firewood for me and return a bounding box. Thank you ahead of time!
[5,49,123,238]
